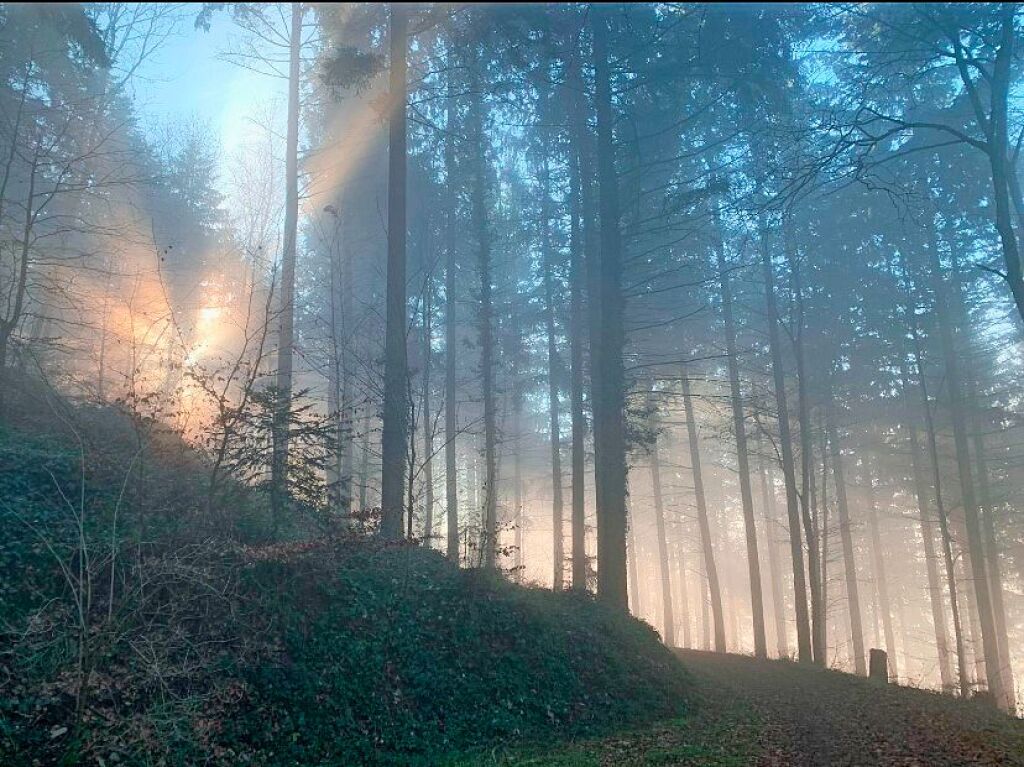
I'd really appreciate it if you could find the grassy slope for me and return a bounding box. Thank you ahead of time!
[0,402,688,766]
[3,531,691,765]
[210,544,690,766]
[472,650,1024,766]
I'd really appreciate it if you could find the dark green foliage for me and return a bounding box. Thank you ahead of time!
[217,544,688,765]
[320,45,384,97]
[0,426,80,617]
[0,394,687,766]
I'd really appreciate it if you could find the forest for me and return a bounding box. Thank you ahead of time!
[4,3,1024,765]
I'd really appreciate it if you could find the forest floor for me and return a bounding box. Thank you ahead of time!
[466,649,1024,766]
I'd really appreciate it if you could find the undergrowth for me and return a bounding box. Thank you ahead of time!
[0,393,688,766]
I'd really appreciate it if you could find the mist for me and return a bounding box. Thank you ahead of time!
[4,4,1024,764]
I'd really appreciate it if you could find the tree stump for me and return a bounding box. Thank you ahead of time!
[869,648,889,683]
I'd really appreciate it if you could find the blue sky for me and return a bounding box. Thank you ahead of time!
[129,11,284,181]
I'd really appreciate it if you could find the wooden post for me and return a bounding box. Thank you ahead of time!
[869,648,888,683]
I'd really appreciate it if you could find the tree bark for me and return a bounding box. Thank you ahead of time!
[627,503,641,615]
[926,226,1005,706]
[758,448,789,658]
[647,390,675,646]
[674,530,692,648]
[911,325,970,697]
[974,428,1015,708]
[589,6,628,608]
[713,206,766,658]
[358,404,372,512]
[541,156,565,591]
[818,426,830,664]
[758,215,813,663]
[340,224,354,516]
[0,81,31,381]
[948,232,1017,707]
[380,2,409,540]
[791,253,824,666]
[898,246,973,697]
[270,2,302,532]
[567,108,589,591]
[327,233,343,515]
[421,276,435,542]
[443,58,460,562]
[513,381,524,578]
[902,380,954,692]
[701,548,711,651]
[826,388,866,676]
[467,58,498,568]
[865,461,898,680]
[681,362,726,652]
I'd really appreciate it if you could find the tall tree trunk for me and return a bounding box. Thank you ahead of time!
[541,157,565,591]
[340,227,354,516]
[907,407,955,691]
[869,571,880,650]
[407,392,417,540]
[627,503,641,615]
[890,589,909,681]
[359,404,372,512]
[758,215,813,663]
[590,6,629,608]
[471,442,480,529]
[727,585,740,651]
[327,213,353,521]
[961,543,987,689]
[421,277,435,542]
[949,233,1017,707]
[270,3,302,532]
[899,248,973,697]
[790,253,824,665]
[674,531,692,648]
[444,61,460,563]
[327,236,343,515]
[681,362,726,652]
[568,111,590,592]
[826,387,866,676]
[758,448,789,658]
[468,61,498,568]
[865,461,898,679]
[713,207,766,658]
[912,326,970,697]
[974,429,1015,708]
[926,227,1005,706]
[97,267,112,400]
[701,548,711,650]
[0,83,32,386]
[380,2,409,540]
[818,428,830,665]
[647,390,675,646]
[513,383,524,579]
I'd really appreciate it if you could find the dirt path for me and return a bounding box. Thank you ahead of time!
[678,649,1024,766]
[474,650,1024,766]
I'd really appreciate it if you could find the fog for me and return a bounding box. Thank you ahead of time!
[4,5,1024,746]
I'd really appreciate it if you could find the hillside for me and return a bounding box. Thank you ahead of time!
[0,402,689,766]
[5,399,1024,766]
[3,541,690,766]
